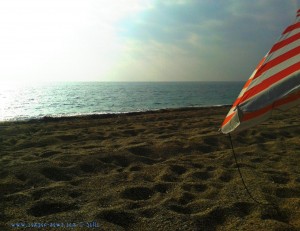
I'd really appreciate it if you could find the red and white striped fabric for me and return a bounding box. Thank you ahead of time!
[221,9,300,134]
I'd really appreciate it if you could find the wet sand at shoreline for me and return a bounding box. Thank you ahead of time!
[1,106,300,230]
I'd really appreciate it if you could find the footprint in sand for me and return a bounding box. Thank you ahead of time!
[31,188,51,200]
[203,136,219,146]
[39,150,60,158]
[177,192,196,205]
[15,173,27,182]
[260,206,289,222]
[263,170,290,184]
[40,167,72,181]
[206,166,216,172]
[153,183,172,194]
[121,186,154,200]
[250,157,264,163]
[195,202,253,230]
[269,156,282,162]
[269,175,290,184]
[218,170,234,183]
[80,163,99,173]
[169,165,187,175]
[167,204,192,215]
[99,155,130,168]
[230,202,254,218]
[0,170,9,179]
[157,166,180,182]
[182,183,207,193]
[276,187,300,198]
[97,210,136,228]
[140,208,158,218]
[68,191,82,198]
[129,165,142,172]
[195,207,226,230]
[190,171,212,181]
[28,201,78,217]
[191,163,204,169]
[127,145,152,158]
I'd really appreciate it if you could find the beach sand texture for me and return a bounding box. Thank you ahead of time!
[1,106,300,230]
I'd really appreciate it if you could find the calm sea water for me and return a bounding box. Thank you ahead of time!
[0,82,244,121]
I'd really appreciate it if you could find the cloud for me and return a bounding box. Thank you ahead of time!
[0,0,297,82]
[112,0,297,81]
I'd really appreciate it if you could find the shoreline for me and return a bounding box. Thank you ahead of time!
[0,105,231,124]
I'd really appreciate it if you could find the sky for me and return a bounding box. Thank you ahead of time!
[0,0,298,82]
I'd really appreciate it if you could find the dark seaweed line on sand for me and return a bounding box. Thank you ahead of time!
[0,105,230,124]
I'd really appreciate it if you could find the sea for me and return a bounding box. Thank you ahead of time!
[0,81,244,121]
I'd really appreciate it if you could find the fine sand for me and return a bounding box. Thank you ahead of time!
[1,106,300,231]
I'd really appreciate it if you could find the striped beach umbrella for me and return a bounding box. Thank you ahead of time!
[221,9,300,134]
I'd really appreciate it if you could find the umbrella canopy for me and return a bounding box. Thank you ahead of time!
[221,9,300,134]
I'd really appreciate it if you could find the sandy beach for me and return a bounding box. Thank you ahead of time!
[1,106,300,231]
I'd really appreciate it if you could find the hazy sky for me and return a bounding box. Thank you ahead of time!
[0,0,298,82]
